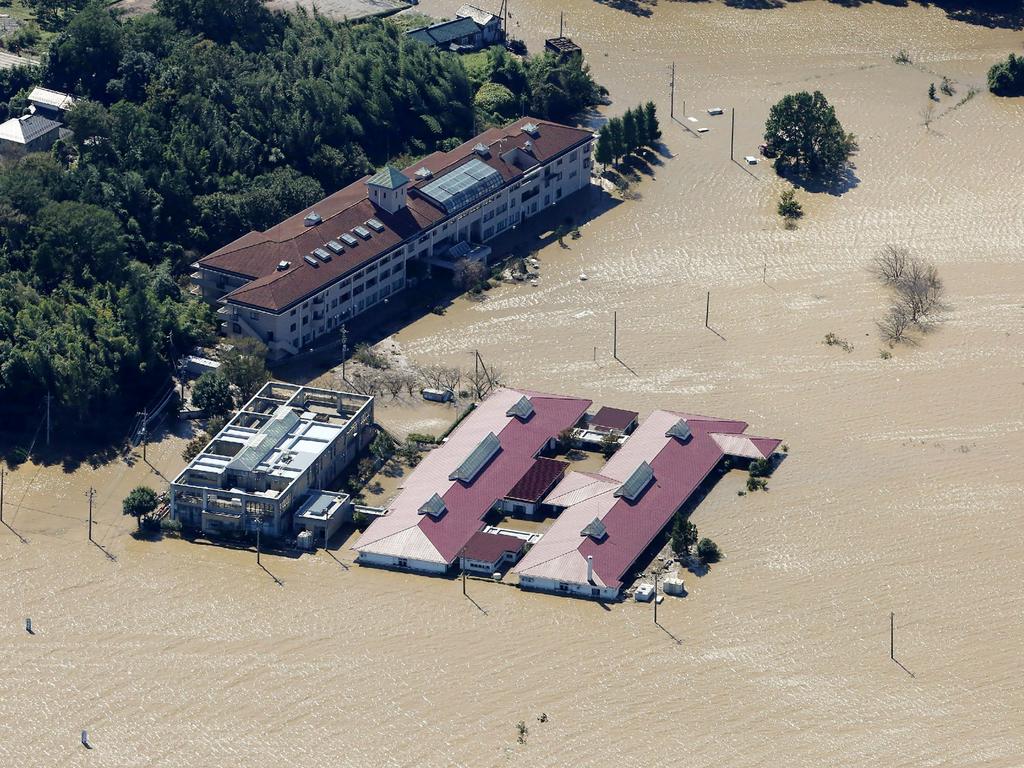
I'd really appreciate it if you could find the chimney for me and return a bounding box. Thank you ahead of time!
[587,555,593,583]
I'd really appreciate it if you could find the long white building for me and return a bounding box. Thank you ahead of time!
[192,118,595,359]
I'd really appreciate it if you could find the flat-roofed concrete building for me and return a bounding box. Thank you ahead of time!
[170,382,374,540]
[192,118,594,359]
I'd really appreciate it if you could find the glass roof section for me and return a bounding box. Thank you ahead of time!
[449,431,501,483]
[666,419,692,441]
[418,493,447,518]
[419,158,503,214]
[505,395,534,421]
[581,517,607,540]
[227,409,300,473]
[614,461,654,502]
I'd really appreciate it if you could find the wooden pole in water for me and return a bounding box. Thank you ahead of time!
[461,545,467,596]
[670,62,675,120]
[86,487,95,542]
[705,292,710,328]
[256,520,261,566]
[730,108,735,161]
[1,464,5,525]
[653,572,658,624]
[890,612,895,660]
[613,311,618,359]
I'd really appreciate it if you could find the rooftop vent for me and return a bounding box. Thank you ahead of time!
[304,211,322,227]
[666,419,692,442]
[303,254,319,267]
[418,493,447,518]
[340,233,359,247]
[473,142,490,157]
[415,167,433,180]
[523,140,533,153]
[614,461,654,502]
[522,122,540,137]
[313,247,332,262]
[276,261,291,271]
[449,432,501,484]
[353,225,372,240]
[326,240,345,254]
[505,395,534,421]
[581,517,607,540]
[365,218,385,233]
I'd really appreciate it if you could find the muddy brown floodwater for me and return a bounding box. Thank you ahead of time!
[3,2,1024,766]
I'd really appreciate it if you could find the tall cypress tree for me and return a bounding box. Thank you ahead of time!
[622,109,639,156]
[633,106,649,149]
[644,101,661,144]
[594,125,614,169]
[607,116,625,163]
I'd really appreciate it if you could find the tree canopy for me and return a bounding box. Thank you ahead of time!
[122,485,159,529]
[763,91,858,181]
[0,1,606,444]
[988,53,1024,96]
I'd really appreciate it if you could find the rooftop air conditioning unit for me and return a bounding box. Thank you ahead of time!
[474,142,490,157]
[415,167,433,180]
[523,140,533,153]
[304,211,322,227]
[522,122,539,137]
[276,261,291,271]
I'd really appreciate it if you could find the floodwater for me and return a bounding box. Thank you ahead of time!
[4,2,1024,765]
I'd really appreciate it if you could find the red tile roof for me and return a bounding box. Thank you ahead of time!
[591,406,639,432]
[461,531,525,563]
[197,118,593,312]
[419,392,590,563]
[505,457,569,503]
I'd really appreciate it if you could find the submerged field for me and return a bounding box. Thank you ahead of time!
[3,2,1024,766]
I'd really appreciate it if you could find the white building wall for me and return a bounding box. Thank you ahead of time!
[356,551,448,575]
[518,574,619,601]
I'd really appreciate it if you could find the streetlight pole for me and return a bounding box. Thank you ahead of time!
[653,571,658,624]
[1,463,5,525]
[86,487,95,542]
[461,545,467,596]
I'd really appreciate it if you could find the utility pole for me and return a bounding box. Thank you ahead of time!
[763,257,767,284]
[339,324,348,382]
[559,10,563,37]
[653,571,658,624]
[705,292,710,328]
[730,108,735,161]
[890,612,895,660]
[461,545,467,596]
[139,408,148,463]
[256,517,262,566]
[613,311,618,359]
[86,487,95,542]
[1,463,5,525]
[670,62,675,121]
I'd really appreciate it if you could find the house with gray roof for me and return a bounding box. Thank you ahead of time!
[0,113,60,156]
[407,3,503,52]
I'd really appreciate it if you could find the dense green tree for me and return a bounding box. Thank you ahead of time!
[122,485,159,530]
[697,537,722,563]
[191,371,233,416]
[219,337,270,400]
[156,0,276,45]
[988,52,1024,96]
[763,91,858,180]
[622,109,639,155]
[474,82,518,125]
[632,106,649,149]
[607,116,625,163]
[643,101,661,144]
[594,125,614,169]
[671,515,698,557]
[47,1,123,100]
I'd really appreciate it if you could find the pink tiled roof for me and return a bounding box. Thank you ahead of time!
[354,388,590,565]
[515,410,781,590]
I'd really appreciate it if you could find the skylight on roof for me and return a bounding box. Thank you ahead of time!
[340,233,359,247]
[419,158,503,215]
[353,225,372,240]
[418,493,447,518]
[581,517,607,540]
[614,461,654,502]
[366,218,385,233]
[449,432,501,483]
[666,419,692,442]
[303,254,319,267]
[326,240,344,254]
[505,395,534,421]
[313,247,332,262]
